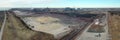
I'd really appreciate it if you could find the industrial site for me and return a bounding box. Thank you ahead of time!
[0,8,120,40]
[13,9,96,40]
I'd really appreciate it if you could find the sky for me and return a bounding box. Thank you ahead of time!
[0,0,120,8]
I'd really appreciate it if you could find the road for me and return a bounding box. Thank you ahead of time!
[75,12,109,40]
[60,22,90,40]
[74,20,95,40]
[0,11,7,40]
[105,12,111,40]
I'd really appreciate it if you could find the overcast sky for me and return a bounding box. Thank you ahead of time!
[0,0,120,8]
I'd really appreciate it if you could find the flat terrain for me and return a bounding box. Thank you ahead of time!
[109,14,120,40]
[2,13,55,40]
[75,13,108,40]
[31,16,68,33]
[88,24,105,33]
[22,13,86,35]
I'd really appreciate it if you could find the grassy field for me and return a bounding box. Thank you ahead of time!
[109,14,120,40]
[2,13,55,40]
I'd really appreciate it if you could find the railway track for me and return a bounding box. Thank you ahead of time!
[60,23,90,40]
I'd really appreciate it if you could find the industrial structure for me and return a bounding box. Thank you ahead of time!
[12,8,101,40]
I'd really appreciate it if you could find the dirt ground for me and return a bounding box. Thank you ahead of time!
[87,24,105,33]
[2,13,55,40]
[108,14,120,40]
[0,22,2,29]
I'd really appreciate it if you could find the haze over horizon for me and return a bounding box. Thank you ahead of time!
[0,0,120,8]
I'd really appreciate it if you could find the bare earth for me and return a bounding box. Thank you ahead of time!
[109,15,120,40]
[2,13,55,40]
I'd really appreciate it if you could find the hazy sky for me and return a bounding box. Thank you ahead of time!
[0,0,120,8]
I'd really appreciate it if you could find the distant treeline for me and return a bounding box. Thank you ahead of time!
[108,11,120,16]
[0,11,5,28]
[50,12,98,18]
[0,11,5,22]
